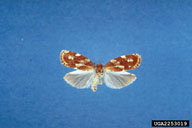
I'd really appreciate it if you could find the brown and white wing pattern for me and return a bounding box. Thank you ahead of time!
[60,50,95,89]
[105,54,141,72]
[60,50,94,71]
[64,70,95,89]
[104,71,136,89]
[60,50,141,91]
[104,53,141,89]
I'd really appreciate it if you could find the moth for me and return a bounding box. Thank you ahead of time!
[60,50,141,92]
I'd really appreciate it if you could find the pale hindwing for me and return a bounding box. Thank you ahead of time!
[64,70,95,88]
[104,71,136,89]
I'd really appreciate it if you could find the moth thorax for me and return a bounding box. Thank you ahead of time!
[95,63,104,78]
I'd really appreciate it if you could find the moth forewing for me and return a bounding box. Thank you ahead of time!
[104,71,136,89]
[60,50,95,71]
[64,70,95,89]
[105,53,141,72]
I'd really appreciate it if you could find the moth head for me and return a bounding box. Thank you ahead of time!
[95,63,104,74]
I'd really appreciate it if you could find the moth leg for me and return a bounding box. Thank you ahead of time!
[92,86,97,92]
[98,80,103,85]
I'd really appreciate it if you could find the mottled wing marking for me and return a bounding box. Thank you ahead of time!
[105,54,141,72]
[64,70,95,88]
[60,50,94,71]
[104,71,136,89]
